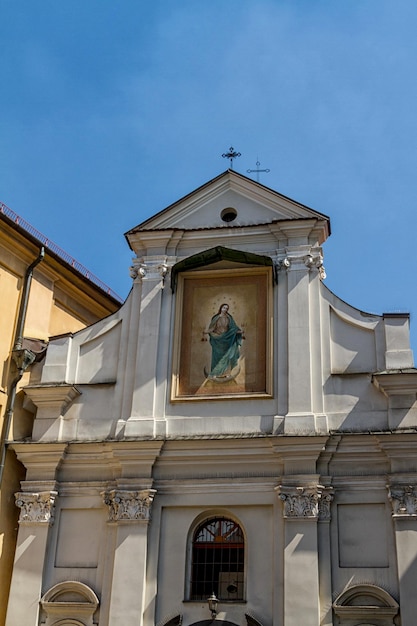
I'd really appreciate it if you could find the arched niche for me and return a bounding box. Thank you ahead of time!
[333,584,399,625]
[40,581,99,626]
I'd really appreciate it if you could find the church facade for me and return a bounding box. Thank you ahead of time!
[5,171,417,626]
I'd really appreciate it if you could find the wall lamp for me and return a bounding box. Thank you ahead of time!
[207,592,218,620]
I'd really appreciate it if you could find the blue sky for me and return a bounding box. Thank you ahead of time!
[2,1,417,355]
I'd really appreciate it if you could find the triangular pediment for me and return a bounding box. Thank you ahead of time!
[126,170,330,257]
[126,170,330,234]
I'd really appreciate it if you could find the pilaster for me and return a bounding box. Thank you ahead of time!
[278,245,325,433]
[387,480,417,626]
[5,490,58,626]
[103,488,156,626]
[276,480,328,626]
[317,486,334,626]
[126,257,174,435]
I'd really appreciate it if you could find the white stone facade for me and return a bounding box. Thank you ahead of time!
[5,171,417,626]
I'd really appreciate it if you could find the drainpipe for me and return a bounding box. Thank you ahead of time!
[0,247,45,485]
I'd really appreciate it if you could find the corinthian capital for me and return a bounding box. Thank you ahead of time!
[276,484,332,519]
[15,491,58,525]
[388,484,417,517]
[102,489,156,522]
[318,487,334,521]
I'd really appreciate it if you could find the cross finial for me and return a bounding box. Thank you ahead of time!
[247,158,270,183]
[222,146,241,170]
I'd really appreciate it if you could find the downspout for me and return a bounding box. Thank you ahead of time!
[0,246,45,485]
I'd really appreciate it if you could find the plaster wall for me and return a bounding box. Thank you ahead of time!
[28,264,414,442]
[6,172,416,626]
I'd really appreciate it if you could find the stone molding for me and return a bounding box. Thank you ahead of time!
[276,484,333,520]
[102,489,156,522]
[40,580,99,626]
[15,490,58,525]
[24,384,81,416]
[387,483,417,518]
[333,583,399,622]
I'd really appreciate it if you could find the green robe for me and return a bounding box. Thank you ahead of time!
[208,313,242,376]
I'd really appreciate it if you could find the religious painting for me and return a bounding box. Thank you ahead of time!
[171,267,273,401]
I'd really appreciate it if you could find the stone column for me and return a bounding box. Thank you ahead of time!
[276,483,325,626]
[387,482,417,626]
[5,490,58,626]
[103,488,156,626]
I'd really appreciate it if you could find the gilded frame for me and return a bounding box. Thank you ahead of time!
[171,267,273,401]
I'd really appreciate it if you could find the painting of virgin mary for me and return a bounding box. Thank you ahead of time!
[172,267,272,400]
[204,303,242,378]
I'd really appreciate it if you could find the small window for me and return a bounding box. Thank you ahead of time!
[221,207,237,223]
[190,516,244,601]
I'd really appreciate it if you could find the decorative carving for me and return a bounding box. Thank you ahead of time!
[318,487,334,521]
[15,491,58,525]
[277,485,319,518]
[276,484,333,519]
[102,489,156,522]
[274,258,291,272]
[387,484,417,517]
[304,252,326,279]
[129,264,138,279]
[130,259,172,283]
[274,248,325,278]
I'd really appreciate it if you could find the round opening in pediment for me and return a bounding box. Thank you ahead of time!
[221,207,237,223]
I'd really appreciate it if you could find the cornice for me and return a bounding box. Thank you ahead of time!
[372,371,417,396]
[24,384,81,415]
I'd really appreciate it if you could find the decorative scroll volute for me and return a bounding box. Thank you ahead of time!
[130,259,171,283]
[102,489,156,522]
[15,491,58,525]
[387,484,417,517]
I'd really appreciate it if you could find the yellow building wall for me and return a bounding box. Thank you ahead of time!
[0,220,121,626]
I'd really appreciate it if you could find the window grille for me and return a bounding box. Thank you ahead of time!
[190,517,244,601]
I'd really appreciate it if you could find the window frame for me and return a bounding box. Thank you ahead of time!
[186,513,246,603]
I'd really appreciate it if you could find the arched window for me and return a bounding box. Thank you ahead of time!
[190,516,245,601]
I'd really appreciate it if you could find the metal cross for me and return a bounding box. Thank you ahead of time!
[222,146,241,170]
[247,159,270,183]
